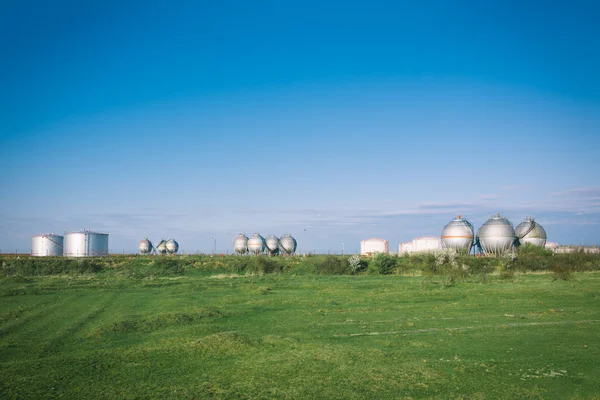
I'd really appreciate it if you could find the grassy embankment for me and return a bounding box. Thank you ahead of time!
[1,250,599,399]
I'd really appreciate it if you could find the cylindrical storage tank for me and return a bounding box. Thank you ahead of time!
[247,233,265,255]
[441,215,475,253]
[279,233,297,255]
[31,234,64,256]
[138,239,153,255]
[515,216,547,247]
[233,234,249,255]
[156,240,168,255]
[476,213,517,255]
[265,235,280,256]
[360,238,389,255]
[166,239,179,254]
[63,231,109,257]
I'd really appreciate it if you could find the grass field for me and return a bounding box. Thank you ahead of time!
[1,271,599,399]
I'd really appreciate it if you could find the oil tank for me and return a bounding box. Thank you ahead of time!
[138,238,153,255]
[265,235,280,256]
[166,239,179,254]
[63,231,109,257]
[156,240,168,255]
[476,213,517,255]
[31,234,64,256]
[279,233,297,255]
[233,234,249,255]
[515,216,547,247]
[247,233,265,255]
[441,215,474,253]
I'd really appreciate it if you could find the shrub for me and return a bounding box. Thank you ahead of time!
[246,257,282,275]
[315,255,350,275]
[367,254,397,275]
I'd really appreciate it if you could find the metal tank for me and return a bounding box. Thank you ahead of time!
[441,215,474,253]
[233,234,249,255]
[138,238,153,255]
[476,213,517,255]
[279,233,297,255]
[247,233,265,255]
[156,240,168,255]
[31,234,64,256]
[166,239,179,254]
[515,216,547,247]
[63,231,109,257]
[265,235,280,256]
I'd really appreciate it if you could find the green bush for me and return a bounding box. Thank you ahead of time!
[367,254,397,275]
[315,255,350,275]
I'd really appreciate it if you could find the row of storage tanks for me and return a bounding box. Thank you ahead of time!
[31,231,109,257]
[138,239,179,255]
[442,214,547,254]
[233,233,297,255]
[362,214,548,255]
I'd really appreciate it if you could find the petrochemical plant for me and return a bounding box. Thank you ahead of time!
[362,213,548,256]
[232,233,297,256]
[24,213,559,257]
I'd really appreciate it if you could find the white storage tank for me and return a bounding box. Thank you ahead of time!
[233,234,249,255]
[360,238,389,255]
[265,235,280,256]
[515,216,547,247]
[399,236,442,254]
[247,233,266,255]
[441,215,474,253]
[166,239,179,254]
[31,234,64,256]
[63,231,109,257]
[476,213,517,255]
[138,238,153,255]
[156,240,168,255]
[279,234,297,255]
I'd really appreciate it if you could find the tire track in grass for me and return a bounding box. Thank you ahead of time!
[36,291,119,357]
[333,319,600,337]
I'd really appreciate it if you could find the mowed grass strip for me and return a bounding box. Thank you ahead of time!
[0,273,599,399]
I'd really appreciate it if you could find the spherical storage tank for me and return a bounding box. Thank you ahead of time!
[138,239,153,255]
[247,233,265,255]
[233,234,249,255]
[63,231,109,257]
[265,235,280,256]
[156,240,168,255]
[31,234,64,256]
[441,215,474,253]
[515,216,547,247]
[166,239,179,254]
[476,213,517,255]
[279,233,297,255]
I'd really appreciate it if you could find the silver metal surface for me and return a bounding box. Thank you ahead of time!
[476,213,516,254]
[138,239,153,255]
[166,239,179,254]
[63,231,109,257]
[279,233,297,255]
[233,234,249,255]
[441,215,474,252]
[515,216,547,247]
[31,234,64,256]
[247,233,265,255]
[156,240,168,255]
[265,235,280,256]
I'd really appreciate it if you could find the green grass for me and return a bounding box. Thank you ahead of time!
[1,272,599,399]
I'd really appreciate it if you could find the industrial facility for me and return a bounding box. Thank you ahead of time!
[232,233,297,255]
[138,238,179,255]
[31,233,64,257]
[360,238,389,255]
[63,231,109,257]
[399,236,442,254]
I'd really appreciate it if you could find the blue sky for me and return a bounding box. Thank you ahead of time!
[1,0,599,253]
